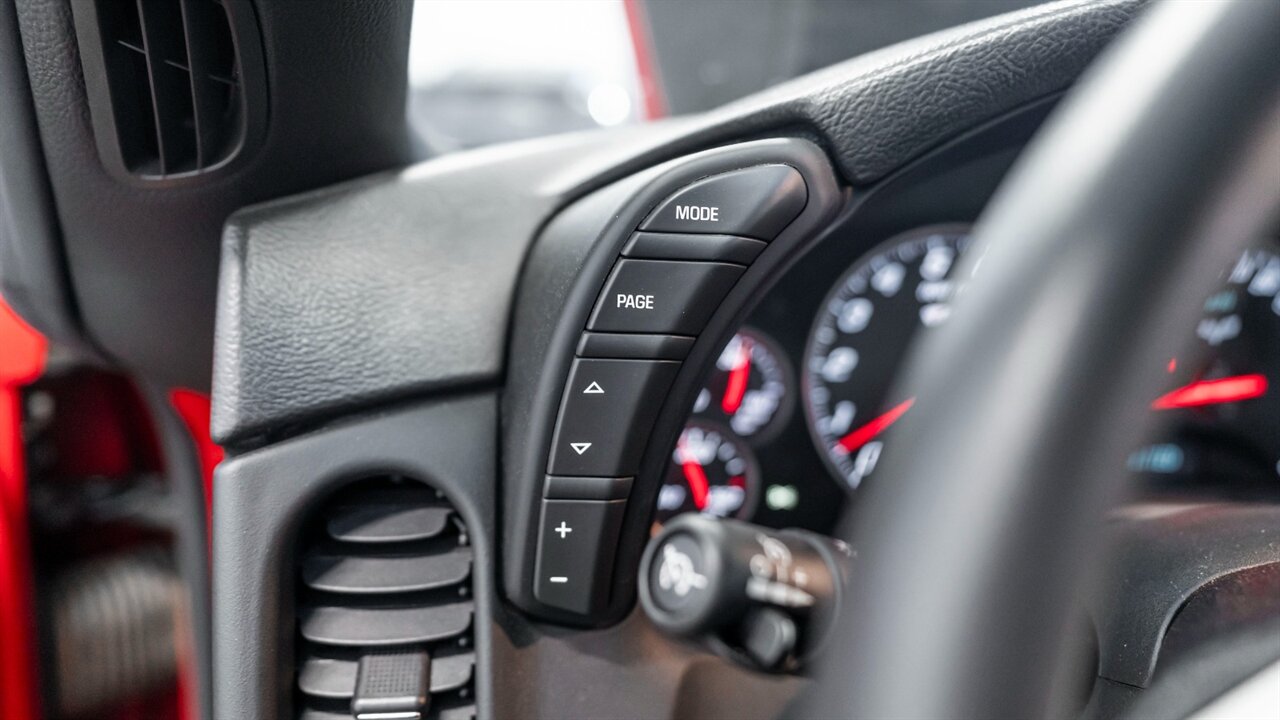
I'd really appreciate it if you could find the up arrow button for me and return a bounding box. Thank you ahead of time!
[583,381,605,394]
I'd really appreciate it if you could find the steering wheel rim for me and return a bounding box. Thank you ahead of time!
[806,1,1280,718]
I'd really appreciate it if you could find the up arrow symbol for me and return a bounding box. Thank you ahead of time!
[583,381,605,394]
[570,442,592,455]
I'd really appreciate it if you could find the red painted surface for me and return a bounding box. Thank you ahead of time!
[169,389,222,532]
[168,391,219,720]
[0,297,47,720]
[623,0,667,120]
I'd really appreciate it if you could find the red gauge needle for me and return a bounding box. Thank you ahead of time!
[1152,374,1268,410]
[838,397,916,452]
[677,439,710,510]
[722,338,752,414]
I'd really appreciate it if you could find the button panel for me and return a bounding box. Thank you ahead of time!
[547,358,680,476]
[534,499,627,614]
[587,259,744,335]
[530,162,815,618]
[639,165,807,239]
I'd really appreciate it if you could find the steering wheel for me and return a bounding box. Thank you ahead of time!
[805,1,1280,717]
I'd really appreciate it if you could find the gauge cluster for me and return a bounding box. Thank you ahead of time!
[653,223,1280,534]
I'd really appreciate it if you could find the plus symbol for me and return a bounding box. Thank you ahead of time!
[554,522,573,539]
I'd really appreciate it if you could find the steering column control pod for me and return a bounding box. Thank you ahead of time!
[507,138,843,623]
[639,514,851,671]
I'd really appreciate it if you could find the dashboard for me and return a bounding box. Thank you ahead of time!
[656,223,1280,534]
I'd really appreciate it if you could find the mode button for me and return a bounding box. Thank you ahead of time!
[640,165,807,240]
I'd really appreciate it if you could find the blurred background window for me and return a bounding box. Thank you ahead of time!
[407,0,1049,154]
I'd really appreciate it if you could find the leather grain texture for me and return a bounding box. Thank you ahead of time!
[211,0,1146,445]
[699,0,1146,184]
[211,135,627,443]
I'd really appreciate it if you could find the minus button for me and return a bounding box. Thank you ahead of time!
[549,576,568,584]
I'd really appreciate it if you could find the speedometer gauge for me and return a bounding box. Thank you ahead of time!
[804,226,972,488]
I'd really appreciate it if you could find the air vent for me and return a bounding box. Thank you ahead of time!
[71,0,265,182]
[294,478,477,720]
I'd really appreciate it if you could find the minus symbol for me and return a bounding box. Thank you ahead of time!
[549,576,568,584]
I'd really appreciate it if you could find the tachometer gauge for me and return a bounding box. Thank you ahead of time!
[1134,243,1280,490]
[690,328,793,441]
[654,422,760,524]
[804,226,972,489]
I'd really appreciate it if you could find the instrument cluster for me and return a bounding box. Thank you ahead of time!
[654,224,1280,533]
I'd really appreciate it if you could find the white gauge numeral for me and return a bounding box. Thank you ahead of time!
[825,401,856,436]
[847,441,883,489]
[1196,314,1241,346]
[837,298,874,333]
[920,246,955,281]
[871,262,905,297]
[919,303,951,328]
[1247,257,1280,297]
[821,348,859,383]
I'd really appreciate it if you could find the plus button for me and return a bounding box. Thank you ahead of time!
[554,521,573,539]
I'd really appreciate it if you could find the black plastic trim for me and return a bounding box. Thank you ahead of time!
[144,385,214,720]
[544,476,634,501]
[576,332,696,360]
[622,232,768,264]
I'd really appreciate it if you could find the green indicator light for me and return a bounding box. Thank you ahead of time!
[765,484,799,510]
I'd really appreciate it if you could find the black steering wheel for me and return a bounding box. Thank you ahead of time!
[808,1,1280,717]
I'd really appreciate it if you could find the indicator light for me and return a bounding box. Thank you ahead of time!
[765,485,800,511]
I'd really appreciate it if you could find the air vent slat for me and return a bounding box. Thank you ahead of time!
[434,703,478,720]
[137,0,204,174]
[95,2,159,173]
[327,503,453,544]
[297,657,354,700]
[430,653,476,694]
[298,709,348,720]
[302,546,473,594]
[300,603,473,647]
[298,651,476,700]
[177,0,237,169]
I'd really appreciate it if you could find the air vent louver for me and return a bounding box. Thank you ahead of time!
[72,0,264,181]
[294,478,477,720]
